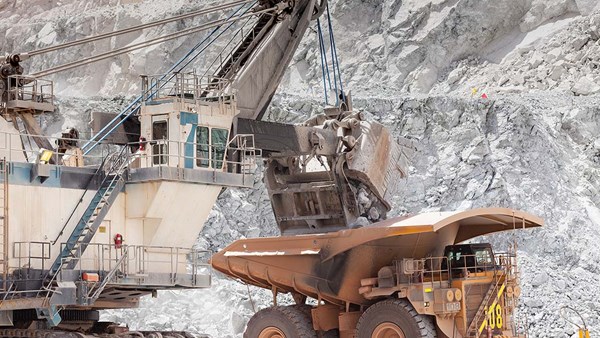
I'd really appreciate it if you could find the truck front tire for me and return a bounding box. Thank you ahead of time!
[244,306,317,338]
[356,299,437,338]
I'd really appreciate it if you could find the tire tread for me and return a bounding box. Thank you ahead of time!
[244,305,317,338]
[355,299,436,338]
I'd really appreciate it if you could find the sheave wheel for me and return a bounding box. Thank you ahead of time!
[356,299,437,338]
[244,306,317,338]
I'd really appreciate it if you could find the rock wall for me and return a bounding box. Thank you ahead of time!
[1,0,600,337]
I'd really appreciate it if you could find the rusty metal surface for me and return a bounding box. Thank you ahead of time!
[344,122,407,205]
[236,118,339,156]
[212,208,543,306]
[257,109,411,235]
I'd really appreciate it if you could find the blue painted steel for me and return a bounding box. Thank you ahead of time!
[180,111,199,125]
[185,124,197,169]
[48,166,125,276]
[180,111,199,168]
[48,182,110,274]
[37,306,61,327]
[5,162,96,189]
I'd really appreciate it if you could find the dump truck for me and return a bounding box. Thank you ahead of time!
[212,208,543,338]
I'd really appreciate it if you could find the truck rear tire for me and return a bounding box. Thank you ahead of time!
[356,299,437,338]
[290,304,338,338]
[244,306,317,338]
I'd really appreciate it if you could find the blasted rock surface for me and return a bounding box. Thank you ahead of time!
[1,0,599,337]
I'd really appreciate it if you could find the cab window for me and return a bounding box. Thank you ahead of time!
[152,120,168,165]
[211,128,228,169]
[475,248,493,266]
[196,126,210,168]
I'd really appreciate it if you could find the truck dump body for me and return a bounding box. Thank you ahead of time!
[212,208,543,306]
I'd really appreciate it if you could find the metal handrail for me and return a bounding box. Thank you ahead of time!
[404,254,504,280]
[466,269,508,336]
[0,242,53,299]
[0,128,260,176]
[141,72,234,103]
[2,75,54,107]
[0,130,114,165]
[42,146,129,300]
[73,243,211,284]
[87,245,132,302]
[130,137,260,174]
[51,151,114,245]
[11,241,51,270]
[0,242,211,300]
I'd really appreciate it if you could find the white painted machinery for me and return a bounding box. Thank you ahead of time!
[0,0,325,336]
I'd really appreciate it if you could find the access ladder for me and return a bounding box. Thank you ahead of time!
[466,271,507,337]
[0,159,8,291]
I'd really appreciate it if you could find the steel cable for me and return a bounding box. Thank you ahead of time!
[25,0,254,57]
[32,6,274,78]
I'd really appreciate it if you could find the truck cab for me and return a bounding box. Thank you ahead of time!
[443,243,497,277]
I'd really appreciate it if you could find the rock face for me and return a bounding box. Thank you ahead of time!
[109,93,600,338]
[1,0,600,337]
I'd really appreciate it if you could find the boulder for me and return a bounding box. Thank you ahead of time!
[571,76,600,95]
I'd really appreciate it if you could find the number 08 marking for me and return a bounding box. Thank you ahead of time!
[488,304,503,329]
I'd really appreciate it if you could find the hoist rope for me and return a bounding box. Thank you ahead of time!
[326,3,344,102]
[316,18,330,104]
[316,4,344,106]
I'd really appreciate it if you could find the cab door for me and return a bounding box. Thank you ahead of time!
[151,116,169,166]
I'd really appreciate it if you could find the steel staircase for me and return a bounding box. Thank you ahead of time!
[84,247,131,306]
[36,150,128,326]
[48,153,128,276]
[466,271,507,337]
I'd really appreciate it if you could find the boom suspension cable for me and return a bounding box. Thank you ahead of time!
[32,6,275,78]
[326,3,344,102]
[25,0,254,57]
